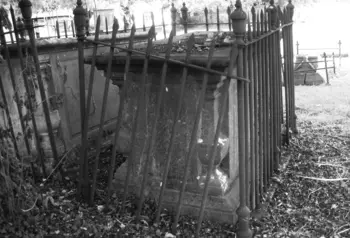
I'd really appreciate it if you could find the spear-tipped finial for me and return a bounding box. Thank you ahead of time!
[73,0,87,38]
[235,0,242,8]
[230,0,247,45]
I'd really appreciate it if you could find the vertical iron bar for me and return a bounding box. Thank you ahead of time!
[204,7,209,31]
[171,4,177,36]
[64,20,68,38]
[282,9,289,146]
[120,26,155,213]
[264,10,271,188]
[256,12,263,209]
[196,45,236,236]
[112,25,136,212]
[260,10,267,192]
[172,39,216,233]
[56,20,60,38]
[90,19,119,204]
[227,7,231,32]
[135,31,174,221]
[243,46,250,208]
[161,8,166,39]
[23,8,60,168]
[216,7,220,32]
[0,15,31,156]
[289,18,296,134]
[251,6,259,209]
[247,17,255,209]
[105,17,108,34]
[71,20,75,37]
[0,76,21,160]
[142,14,146,32]
[237,43,253,238]
[155,34,196,223]
[9,5,46,176]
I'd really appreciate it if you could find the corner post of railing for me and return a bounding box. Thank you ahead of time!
[73,0,88,201]
[181,3,188,34]
[204,7,209,31]
[227,6,232,31]
[231,1,252,237]
[171,3,177,36]
[324,52,330,85]
[338,40,342,66]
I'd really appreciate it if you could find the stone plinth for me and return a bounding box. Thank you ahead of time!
[89,32,240,223]
[0,32,149,170]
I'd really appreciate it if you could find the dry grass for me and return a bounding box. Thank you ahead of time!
[295,58,350,134]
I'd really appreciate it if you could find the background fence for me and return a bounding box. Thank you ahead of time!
[0,0,296,237]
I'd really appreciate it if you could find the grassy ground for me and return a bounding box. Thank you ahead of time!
[252,58,350,237]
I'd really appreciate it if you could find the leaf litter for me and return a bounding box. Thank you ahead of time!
[252,119,350,238]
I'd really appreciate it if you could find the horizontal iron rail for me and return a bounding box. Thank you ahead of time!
[84,38,250,82]
[299,48,338,50]
[294,60,333,64]
[295,67,334,73]
[0,25,45,36]
[244,22,293,46]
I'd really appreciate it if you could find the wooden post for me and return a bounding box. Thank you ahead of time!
[332,52,336,74]
[338,40,342,66]
[324,52,330,85]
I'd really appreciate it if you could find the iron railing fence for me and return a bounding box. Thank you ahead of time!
[0,0,296,237]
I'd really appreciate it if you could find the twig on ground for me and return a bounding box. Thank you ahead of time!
[297,175,350,182]
[307,187,322,199]
[21,197,39,213]
[315,163,346,168]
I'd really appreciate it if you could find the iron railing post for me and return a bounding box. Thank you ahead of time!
[231,1,252,237]
[73,0,88,201]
